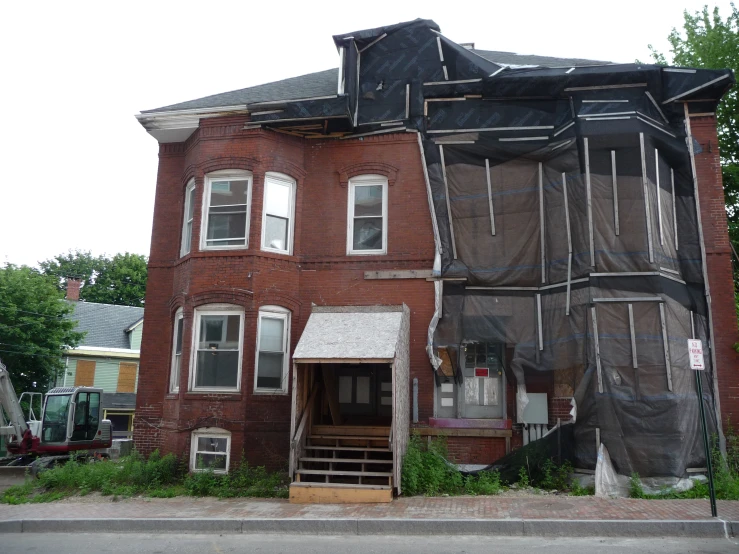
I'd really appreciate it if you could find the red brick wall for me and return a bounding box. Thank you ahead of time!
[134,123,437,469]
[446,437,507,465]
[691,115,739,426]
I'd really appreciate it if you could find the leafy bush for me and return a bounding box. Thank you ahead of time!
[538,458,573,491]
[401,434,500,496]
[184,458,288,499]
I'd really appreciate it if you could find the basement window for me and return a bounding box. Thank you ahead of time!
[201,170,252,250]
[261,172,296,255]
[180,179,195,257]
[190,306,244,392]
[190,428,231,473]
[254,306,290,394]
[347,174,388,255]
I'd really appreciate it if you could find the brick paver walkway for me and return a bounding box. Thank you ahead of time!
[1,496,738,521]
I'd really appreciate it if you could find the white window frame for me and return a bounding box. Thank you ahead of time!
[347,174,388,255]
[169,308,184,393]
[189,305,244,393]
[260,172,296,255]
[180,179,196,257]
[200,169,253,251]
[253,305,291,395]
[190,427,231,474]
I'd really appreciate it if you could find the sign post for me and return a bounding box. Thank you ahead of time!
[688,339,717,517]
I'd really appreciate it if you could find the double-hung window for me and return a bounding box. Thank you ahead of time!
[170,309,184,393]
[180,179,195,256]
[261,172,296,254]
[190,428,231,473]
[254,306,290,393]
[191,306,244,392]
[347,175,388,255]
[202,170,252,249]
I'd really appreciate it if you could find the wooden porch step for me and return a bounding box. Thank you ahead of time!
[305,445,390,453]
[312,425,390,437]
[296,469,392,477]
[300,457,392,464]
[308,435,389,441]
[289,482,393,504]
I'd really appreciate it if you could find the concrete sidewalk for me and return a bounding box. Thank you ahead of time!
[1,496,738,537]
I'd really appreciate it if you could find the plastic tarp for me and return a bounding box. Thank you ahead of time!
[249,18,734,478]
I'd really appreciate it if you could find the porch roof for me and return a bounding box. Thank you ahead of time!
[293,306,404,362]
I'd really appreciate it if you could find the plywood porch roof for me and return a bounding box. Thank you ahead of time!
[293,306,404,362]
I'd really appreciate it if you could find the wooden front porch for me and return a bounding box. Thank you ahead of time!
[290,424,393,503]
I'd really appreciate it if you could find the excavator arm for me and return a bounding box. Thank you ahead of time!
[0,359,29,440]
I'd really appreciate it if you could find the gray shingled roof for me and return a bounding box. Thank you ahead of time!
[142,50,610,115]
[66,301,144,350]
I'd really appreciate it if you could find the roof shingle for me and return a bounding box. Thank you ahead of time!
[66,301,144,350]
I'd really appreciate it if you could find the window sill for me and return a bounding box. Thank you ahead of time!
[252,389,289,396]
[429,418,512,430]
[347,250,387,256]
[185,392,243,401]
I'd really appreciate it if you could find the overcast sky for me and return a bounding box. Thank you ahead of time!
[0,0,734,268]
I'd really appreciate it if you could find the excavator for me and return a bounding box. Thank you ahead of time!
[0,358,112,472]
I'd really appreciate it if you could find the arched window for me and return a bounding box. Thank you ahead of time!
[180,179,196,257]
[347,174,388,255]
[170,308,184,393]
[190,304,244,392]
[261,172,296,255]
[254,305,291,394]
[201,170,253,250]
[190,427,231,473]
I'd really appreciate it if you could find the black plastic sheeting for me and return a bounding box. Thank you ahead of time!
[251,19,734,478]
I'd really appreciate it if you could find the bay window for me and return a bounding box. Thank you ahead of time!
[190,306,244,391]
[202,170,252,249]
[170,308,184,393]
[180,179,195,256]
[261,172,296,254]
[254,306,290,393]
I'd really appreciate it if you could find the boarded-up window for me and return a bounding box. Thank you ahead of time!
[117,363,138,393]
[74,360,96,386]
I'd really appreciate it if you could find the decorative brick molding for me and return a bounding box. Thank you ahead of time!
[266,160,307,182]
[189,288,253,309]
[338,162,399,187]
[199,156,260,176]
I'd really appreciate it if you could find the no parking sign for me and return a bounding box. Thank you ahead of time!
[688,339,704,370]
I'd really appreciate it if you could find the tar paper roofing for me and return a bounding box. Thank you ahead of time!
[65,301,144,350]
[293,306,405,361]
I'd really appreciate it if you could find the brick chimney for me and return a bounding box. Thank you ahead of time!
[66,279,82,301]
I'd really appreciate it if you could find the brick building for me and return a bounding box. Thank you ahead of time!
[135,19,736,501]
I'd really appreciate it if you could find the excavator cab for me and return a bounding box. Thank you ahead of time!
[1,360,111,461]
[39,387,111,451]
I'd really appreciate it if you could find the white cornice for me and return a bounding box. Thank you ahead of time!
[135,105,250,143]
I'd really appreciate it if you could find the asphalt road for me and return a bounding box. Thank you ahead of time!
[2,533,738,553]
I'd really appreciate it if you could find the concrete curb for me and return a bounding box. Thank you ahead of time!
[0,518,735,537]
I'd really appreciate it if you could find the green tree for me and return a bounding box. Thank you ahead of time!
[40,251,148,307]
[649,4,739,311]
[39,250,105,294]
[0,265,84,394]
[82,253,148,307]
[650,4,738,226]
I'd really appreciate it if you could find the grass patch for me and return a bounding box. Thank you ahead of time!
[401,433,590,497]
[0,450,288,504]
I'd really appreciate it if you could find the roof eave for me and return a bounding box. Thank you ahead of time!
[135,105,250,143]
